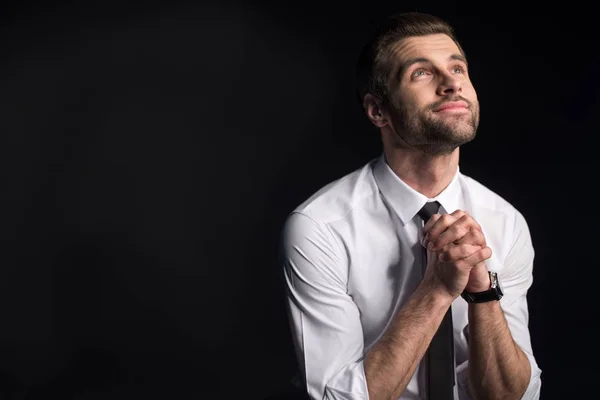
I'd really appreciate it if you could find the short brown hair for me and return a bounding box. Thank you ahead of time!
[355,12,465,105]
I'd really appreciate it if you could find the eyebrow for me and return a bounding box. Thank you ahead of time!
[396,53,468,80]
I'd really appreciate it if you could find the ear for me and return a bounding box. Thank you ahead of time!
[363,93,389,128]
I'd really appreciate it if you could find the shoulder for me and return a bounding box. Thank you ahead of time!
[280,160,381,275]
[288,158,380,226]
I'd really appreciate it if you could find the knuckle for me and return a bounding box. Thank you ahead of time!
[466,230,478,241]
[452,225,468,237]
[458,243,473,253]
[475,247,490,261]
[460,212,475,224]
[470,230,483,242]
[438,214,451,224]
[452,210,466,217]
[458,213,470,223]
[469,218,482,230]
[472,224,483,233]
[478,234,487,245]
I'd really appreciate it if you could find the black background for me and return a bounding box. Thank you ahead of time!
[1,1,597,399]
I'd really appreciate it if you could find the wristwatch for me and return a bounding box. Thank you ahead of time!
[461,271,503,303]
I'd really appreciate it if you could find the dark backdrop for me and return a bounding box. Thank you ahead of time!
[1,1,597,399]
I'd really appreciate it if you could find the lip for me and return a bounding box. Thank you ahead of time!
[433,101,468,112]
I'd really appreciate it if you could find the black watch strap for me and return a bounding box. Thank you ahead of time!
[461,288,502,303]
[461,272,503,303]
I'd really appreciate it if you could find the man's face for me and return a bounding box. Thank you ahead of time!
[383,34,480,156]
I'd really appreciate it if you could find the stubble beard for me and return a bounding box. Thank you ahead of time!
[392,100,480,156]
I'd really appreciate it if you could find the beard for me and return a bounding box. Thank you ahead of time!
[389,96,480,156]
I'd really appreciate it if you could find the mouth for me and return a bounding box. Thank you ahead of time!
[433,101,469,112]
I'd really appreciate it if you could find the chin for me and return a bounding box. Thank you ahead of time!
[444,120,477,138]
[457,127,477,139]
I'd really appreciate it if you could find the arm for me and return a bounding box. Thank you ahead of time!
[466,301,531,399]
[282,212,370,399]
[363,279,453,400]
[459,211,542,399]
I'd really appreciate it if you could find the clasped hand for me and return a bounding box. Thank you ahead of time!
[421,210,493,298]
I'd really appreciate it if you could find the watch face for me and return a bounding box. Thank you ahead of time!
[490,272,498,287]
[490,272,504,296]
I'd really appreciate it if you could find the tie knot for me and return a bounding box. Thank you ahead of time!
[418,201,441,222]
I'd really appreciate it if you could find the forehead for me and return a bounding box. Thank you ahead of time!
[390,33,463,64]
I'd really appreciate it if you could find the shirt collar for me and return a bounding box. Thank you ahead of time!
[372,154,462,226]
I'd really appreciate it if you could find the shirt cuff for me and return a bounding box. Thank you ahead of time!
[321,360,369,400]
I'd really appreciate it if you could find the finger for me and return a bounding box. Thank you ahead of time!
[430,214,473,250]
[460,246,492,266]
[429,213,485,251]
[422,214,443,238]
[454,227,487,248]
[423,209,466,241]
[438,243,481,262]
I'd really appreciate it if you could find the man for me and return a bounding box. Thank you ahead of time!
[280,11,541,400]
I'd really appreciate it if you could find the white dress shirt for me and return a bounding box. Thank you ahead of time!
[281,155,542,400]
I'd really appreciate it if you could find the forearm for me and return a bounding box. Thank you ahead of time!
[467,301,531,399]
[364,282,453,400]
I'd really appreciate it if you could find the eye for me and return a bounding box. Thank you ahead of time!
[452,65,467,74]
[411,68,429,78]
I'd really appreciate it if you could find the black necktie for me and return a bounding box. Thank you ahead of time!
[418,201,455,400]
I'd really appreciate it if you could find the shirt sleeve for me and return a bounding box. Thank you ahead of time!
[456,210,542,399]
[281,211,369,400]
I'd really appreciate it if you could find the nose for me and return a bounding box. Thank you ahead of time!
[436,72,462,96]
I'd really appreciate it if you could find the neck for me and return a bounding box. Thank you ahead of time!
[383,146,459,199]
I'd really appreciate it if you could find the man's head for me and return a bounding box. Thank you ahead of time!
[356,12,480,156]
